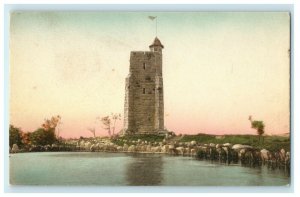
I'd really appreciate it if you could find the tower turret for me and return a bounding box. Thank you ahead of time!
[149,37,164,53]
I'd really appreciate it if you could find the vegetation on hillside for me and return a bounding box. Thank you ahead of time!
[29,128,57,146]
[112,134,165,146]
[9,125,23,147]
[179,133,290,152]
[9,113,289,153]
[248,115,265,143]
[9,115,60,148]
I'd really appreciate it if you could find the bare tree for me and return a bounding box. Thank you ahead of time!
[98,113,121,137]
[111,113,121,136]
[87,127,96,138]
[100,116,111,136]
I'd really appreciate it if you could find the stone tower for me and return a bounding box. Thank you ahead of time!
[123,37,164,134]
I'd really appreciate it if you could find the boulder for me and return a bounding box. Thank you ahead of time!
[79,141,85,149]
[223,143,232,148]
[52,143,58,148]
[146,145,152,152]
[279,148,286,162]
[11,144,19,153]
[95,143,101,151]
[140,145,147,152]
[190,149,196,156]
[84,142,92,150]
[198,146,207,152]
[222,146,229,154]
[90,144,96,152]
[123,144,129,151]
[151,146,158,153]
[44,145,51,151]
[280,148,286,156]
[128,145,136,152]
[260,149,269,155]
[184,147,191,155]
[216,144,223,149]
[117,146,123,151]
[176,147,184,155]
[162,145,169,153]
[232,144,253,150]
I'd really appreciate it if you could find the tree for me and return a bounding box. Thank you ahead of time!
[30,128,57,146]
[98,113,121,136]
[21,132,31,146]
[248,115,265,143]
[100,116,111,136]
[111,113,121,136]
[9,125,23,148]
[88,127,96,138]
[42,115,62,138]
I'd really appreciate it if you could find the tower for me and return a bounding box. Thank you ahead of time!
[123,37,164,134]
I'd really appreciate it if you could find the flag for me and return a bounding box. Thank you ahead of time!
[148,16,157,20]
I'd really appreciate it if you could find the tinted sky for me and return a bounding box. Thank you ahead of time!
[10,12,290,138]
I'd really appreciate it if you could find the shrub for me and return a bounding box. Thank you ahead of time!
[29,128,57,146]
[9,125,23,147]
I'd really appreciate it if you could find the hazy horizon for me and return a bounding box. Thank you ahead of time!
[10,12,290,138]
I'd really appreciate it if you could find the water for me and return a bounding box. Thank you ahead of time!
[9,152,290,186]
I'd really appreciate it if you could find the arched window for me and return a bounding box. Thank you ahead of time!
[143,63,146,70]
[143,88,146,94]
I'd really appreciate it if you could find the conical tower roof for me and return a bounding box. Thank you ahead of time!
[149,37,164,49]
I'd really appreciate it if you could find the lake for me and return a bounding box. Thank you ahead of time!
[9,152,290,186]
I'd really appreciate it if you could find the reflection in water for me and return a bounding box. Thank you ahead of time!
[125,153,163,186]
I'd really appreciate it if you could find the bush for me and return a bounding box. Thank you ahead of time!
[29,128,57,146]
[9,125,23,147]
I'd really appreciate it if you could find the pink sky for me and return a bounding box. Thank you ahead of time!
[9,12,290,138]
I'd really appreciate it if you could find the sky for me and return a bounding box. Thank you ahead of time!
[9,12,290,138]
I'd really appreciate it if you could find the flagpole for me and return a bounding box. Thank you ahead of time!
[156,17,157,36]
[148,16,158,37]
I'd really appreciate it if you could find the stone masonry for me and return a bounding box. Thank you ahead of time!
[123,37,164,134]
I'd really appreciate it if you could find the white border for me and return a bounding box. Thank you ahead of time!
[1,1,299,195]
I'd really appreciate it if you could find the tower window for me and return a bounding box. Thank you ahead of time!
[157,87,162,93]
[143,88,146,94]
[145,76,151,81]
[143,63,146,70]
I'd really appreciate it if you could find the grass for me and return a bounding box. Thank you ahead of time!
[110,133,290,152]
[179,134,290,152]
